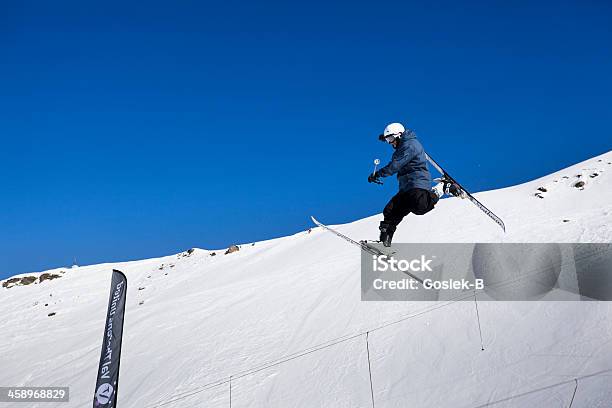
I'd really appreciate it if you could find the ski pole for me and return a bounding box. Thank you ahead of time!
[371,159,383,185]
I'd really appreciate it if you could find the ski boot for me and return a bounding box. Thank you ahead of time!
[379,222,396,247]
[433,178,466,199]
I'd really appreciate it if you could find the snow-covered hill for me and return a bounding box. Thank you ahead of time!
[2,151,612,408]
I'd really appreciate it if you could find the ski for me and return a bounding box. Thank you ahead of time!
[310,216,384,256]
[310,216,424,284]
[425,153,506,232]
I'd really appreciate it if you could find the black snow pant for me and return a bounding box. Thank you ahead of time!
[382,188,439,229]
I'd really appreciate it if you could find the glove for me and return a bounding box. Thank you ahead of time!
[368,172,381,184]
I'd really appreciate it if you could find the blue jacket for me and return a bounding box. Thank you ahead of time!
[378,130,432,192]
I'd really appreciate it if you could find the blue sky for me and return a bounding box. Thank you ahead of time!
[1,0,611,278]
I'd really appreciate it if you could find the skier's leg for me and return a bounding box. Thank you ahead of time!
[380,192,412,246]
[411,188,439,215]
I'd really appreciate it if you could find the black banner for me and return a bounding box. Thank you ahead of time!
[93,269,127,408]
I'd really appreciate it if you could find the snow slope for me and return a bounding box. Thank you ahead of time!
[1,151,612,408]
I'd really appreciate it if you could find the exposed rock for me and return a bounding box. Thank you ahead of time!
[20,276,37,285]
[47,312,56,317]
[39,273,61,283]
[590,173,599,178]
[210,252,216,257]
[225,245,240,255]
[563,219,570,223]
[535,193,545,199]
[2,278,21,288]
[178,248,196,258]
[574,181,585,189]
[138,287,146,291]
[537,187,547,192]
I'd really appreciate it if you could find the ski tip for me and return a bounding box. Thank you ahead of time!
[310,215,323,226]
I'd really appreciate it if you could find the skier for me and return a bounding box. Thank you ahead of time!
[368,122,463,246]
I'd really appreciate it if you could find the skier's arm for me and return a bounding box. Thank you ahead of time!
[378,148,413,177]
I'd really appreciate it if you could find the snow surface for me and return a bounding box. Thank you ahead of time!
[1,151,612,408]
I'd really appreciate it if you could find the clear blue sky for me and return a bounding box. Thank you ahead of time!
[1,0,611,278]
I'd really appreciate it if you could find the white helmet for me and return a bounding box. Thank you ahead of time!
[380,122,405,143]
[384,122,405,137]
